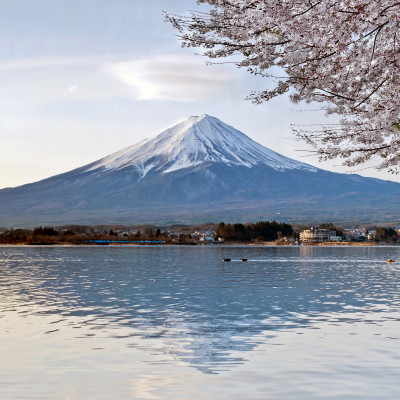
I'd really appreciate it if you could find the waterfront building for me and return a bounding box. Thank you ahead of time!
[300,227,337,242]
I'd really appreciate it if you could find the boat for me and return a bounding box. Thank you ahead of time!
[240,258,247,262]
[222,258,231,262]
[387,259,395,263]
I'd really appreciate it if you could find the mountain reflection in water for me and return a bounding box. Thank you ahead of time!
[2,245,400,377]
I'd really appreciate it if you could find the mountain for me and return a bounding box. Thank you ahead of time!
[1,114,400,227]
[85,115,317,175]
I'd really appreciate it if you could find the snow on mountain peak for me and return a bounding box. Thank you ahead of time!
[87,114,317,177]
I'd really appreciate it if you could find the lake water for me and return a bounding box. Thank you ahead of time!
[1,245,400,399]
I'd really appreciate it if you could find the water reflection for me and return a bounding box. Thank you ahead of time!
[1,245,400,375]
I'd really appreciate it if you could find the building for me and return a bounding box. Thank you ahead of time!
[199,236,215,243]
[300,227,337,242]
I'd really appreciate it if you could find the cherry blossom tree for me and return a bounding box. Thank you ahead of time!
[166,1,400,171]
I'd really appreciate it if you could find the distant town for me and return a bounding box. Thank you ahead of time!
[1,221,400,245]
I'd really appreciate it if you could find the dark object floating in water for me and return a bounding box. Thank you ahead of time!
[241,258,247,262]
[222,258,231,262]
[387,259,395,263]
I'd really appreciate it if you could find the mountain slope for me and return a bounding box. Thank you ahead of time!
[85,114,317,175]
[1,115,399,226]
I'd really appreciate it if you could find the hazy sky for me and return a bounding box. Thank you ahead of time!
[1,0,398,189]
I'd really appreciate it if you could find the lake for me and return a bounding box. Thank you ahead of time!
[1,245,400,399]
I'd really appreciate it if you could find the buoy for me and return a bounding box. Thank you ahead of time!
[387,259,395,263]
[240,258,247,262]
[222,258,231,262]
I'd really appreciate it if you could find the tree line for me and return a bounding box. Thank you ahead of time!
[375,227,398,241]
[216,221,293,242]
[0,227,169,245]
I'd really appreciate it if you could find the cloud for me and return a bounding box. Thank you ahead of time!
[68,85,79,93]
[105,55,235,102]
[0,56,97,73]
[0,54,238,116]
[0,56,122,107]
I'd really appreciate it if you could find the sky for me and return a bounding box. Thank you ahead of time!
[1,0,399,189]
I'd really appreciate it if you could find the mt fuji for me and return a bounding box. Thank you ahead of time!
[1,114,400,226]
[86,114,317,176]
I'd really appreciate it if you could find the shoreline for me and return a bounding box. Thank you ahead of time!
[0,241,398,247]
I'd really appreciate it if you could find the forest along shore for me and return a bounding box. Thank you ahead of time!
[1,222,399,246]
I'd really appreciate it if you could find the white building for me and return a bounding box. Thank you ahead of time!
[300,227,337,242]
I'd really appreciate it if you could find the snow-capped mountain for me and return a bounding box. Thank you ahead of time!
[87,114,317,177]
[1,115,400,226]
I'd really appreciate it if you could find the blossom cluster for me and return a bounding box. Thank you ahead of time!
[166,1,400,170]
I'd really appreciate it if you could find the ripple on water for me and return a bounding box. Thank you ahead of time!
[1,245,400,399]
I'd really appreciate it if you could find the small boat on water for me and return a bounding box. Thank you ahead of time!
[240,258,247,262]
[387,259,395,263]
[222,258,231,262]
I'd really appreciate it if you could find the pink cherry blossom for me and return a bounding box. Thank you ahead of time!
[166,1,400,171]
